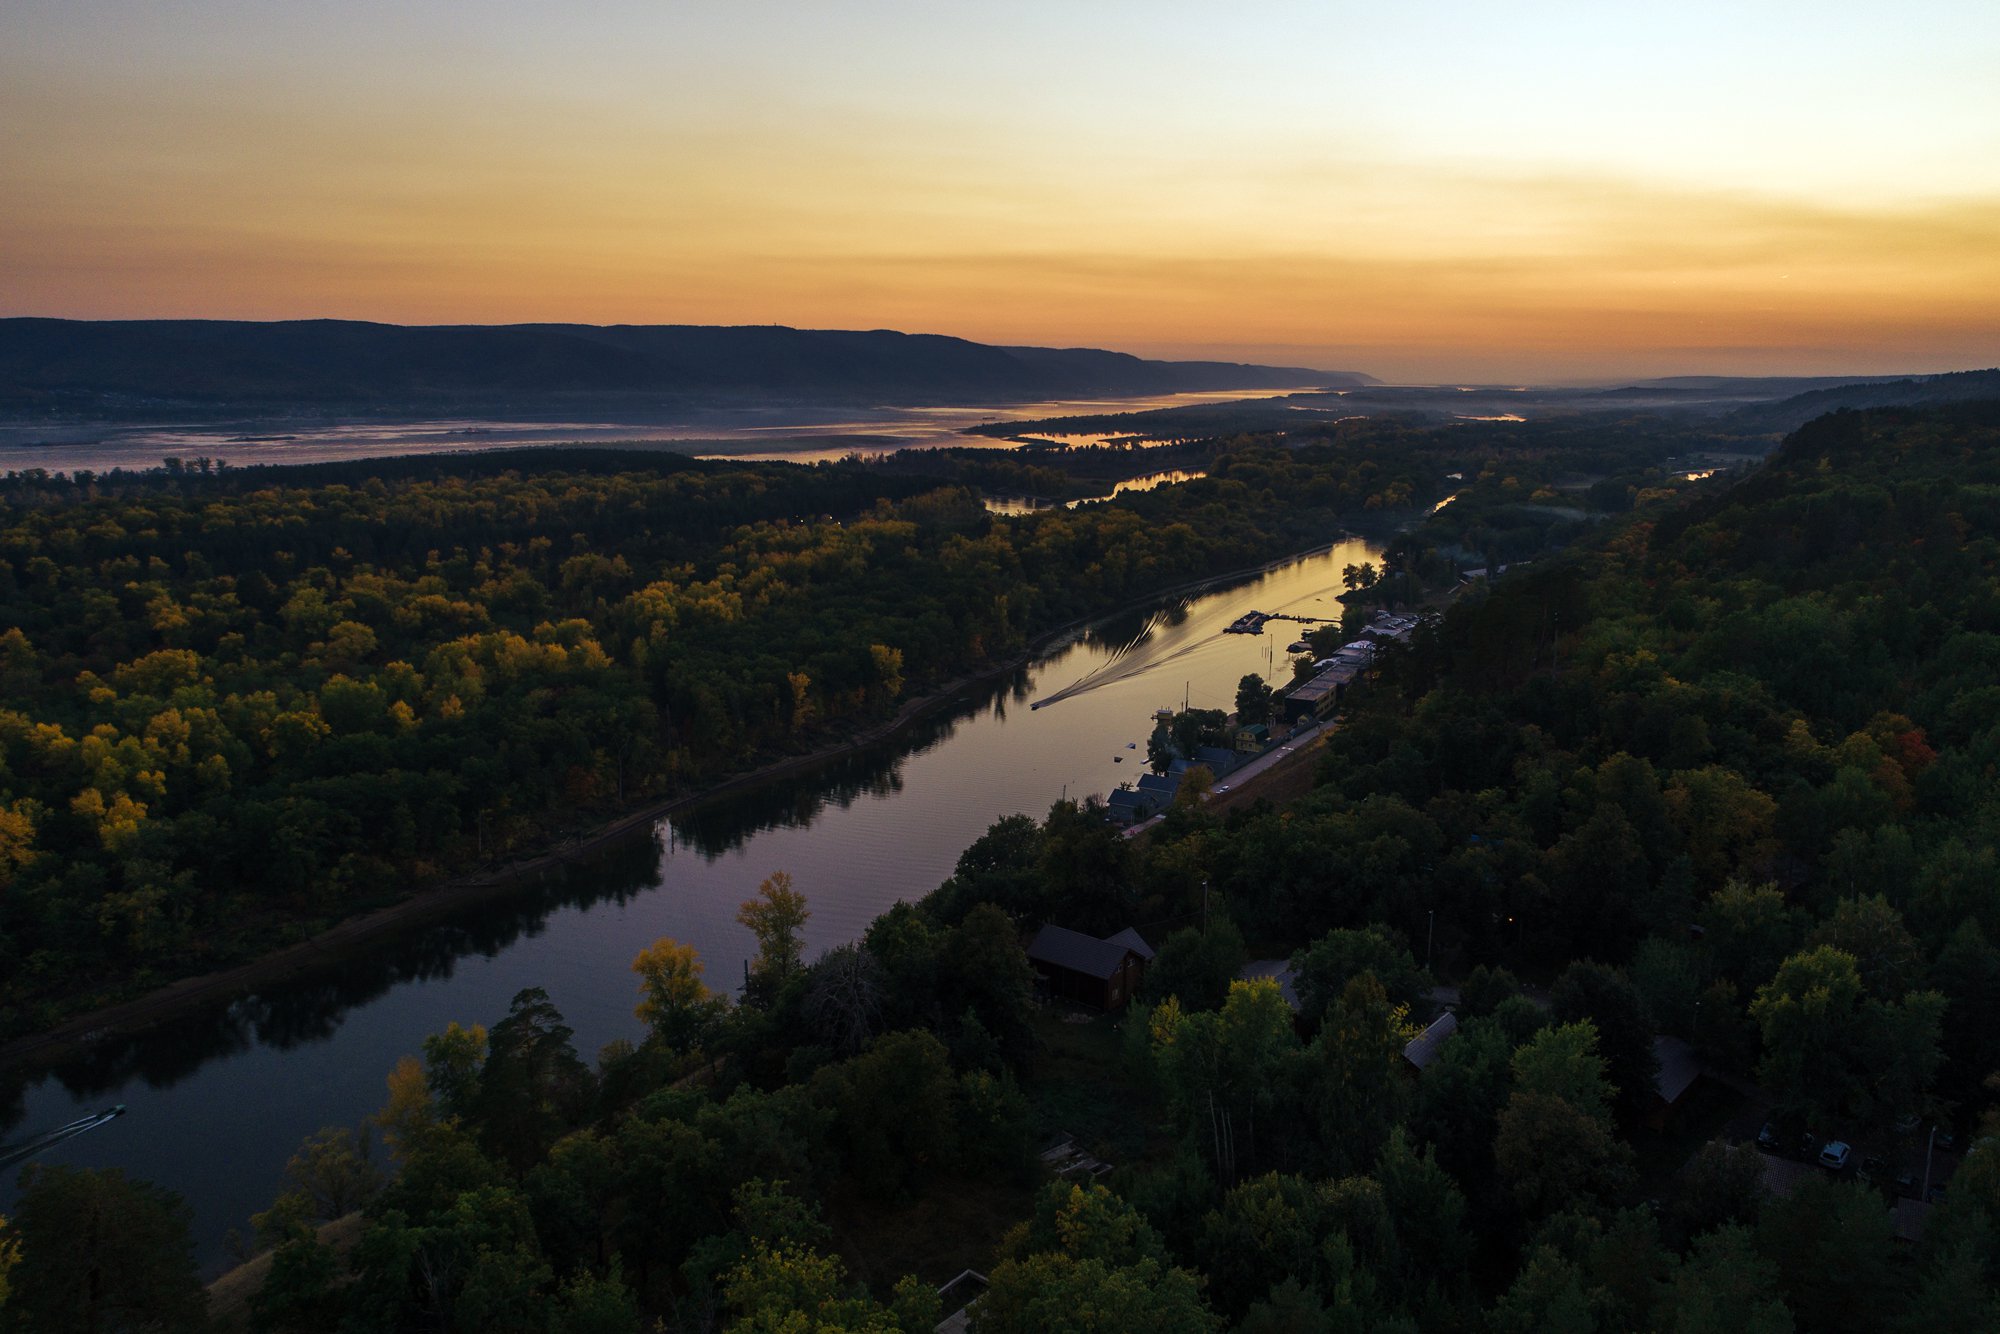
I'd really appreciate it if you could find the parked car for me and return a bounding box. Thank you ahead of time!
[1934,1129,1957,1153]
[1756,1117,1817,1159]
[1857,1156,1884,1185]
[1894,1112,1921,1134]
[1896,1170,1919,1196]
[1818,1140,1852,1171]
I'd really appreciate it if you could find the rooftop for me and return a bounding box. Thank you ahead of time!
[1027,923,1146,980]
[1402,1010,1459,1070]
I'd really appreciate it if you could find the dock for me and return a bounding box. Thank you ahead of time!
[1223,609,1336,634]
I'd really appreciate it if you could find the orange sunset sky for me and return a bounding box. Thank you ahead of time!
[4,1,1998,382]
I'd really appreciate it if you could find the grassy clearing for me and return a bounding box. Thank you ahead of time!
[829,1172,1039,1295]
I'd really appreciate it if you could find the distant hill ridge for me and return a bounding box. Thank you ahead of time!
[0,319,1372,416]
[1722,367,2000,432]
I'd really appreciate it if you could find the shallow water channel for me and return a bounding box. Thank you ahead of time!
[0,533,1383,1271]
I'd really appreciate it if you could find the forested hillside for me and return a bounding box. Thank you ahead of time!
[0,443,1436,1035]
[6,406,1999,1331]
[0,319,1360,417]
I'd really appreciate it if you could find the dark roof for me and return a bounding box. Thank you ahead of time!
[1652,1036,1701,1104]
[1105,927,1155,960]
[1028,924,1141,980]
[1402,1010,1459,1070]
[1237,960,1301,1011]
[1136,773,1178,794]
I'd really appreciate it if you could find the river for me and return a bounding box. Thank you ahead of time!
[0,386,1319,475]
[0,533,1382,1272]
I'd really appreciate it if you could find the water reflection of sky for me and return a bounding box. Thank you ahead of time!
[0,386,1321,475]
[982,468,1207,515]
[0,531,1378,1275]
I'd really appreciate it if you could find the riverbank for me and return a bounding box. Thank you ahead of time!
[0,534,1356,1071]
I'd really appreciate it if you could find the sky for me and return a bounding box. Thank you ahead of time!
[3,0,1998,382]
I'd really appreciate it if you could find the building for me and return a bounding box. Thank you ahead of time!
[1401,1010,1459,1072]
[1646,1035,1702,1126]
[1026,924,1152,1009]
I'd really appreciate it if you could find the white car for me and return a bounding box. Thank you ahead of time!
[1817,1140,1852,1171]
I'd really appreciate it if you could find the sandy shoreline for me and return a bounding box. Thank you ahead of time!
[0,536,1346,1071]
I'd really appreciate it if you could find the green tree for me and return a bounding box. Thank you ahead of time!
[1290,924,1432,1031]
[1374,1127,1471,1306]
[1550,960,1660,1118]
[1806,896,1923,999]
[1699,880,1805,992]
[1151,978,1300,1186]
[549,1262,642,1334]
[1893,1244,2000,1334]
[1311,973,1415,1177]
[1923,1136,2000,1289]
[1511,1021,1616,1125]
[1142,915,1248,1011]
[1755,1176,1896,1334]
[1196,1174,1324,1319]
[939,902,1038,1065]
[1038,798,1135,934]
[1667,1140,1767,1243]
[1750,946,1944,1124]
[1654,1224,1793,1334]
[473,987,595,1174]
[981,1184,1219,1334]
[1494,1092,1632,1220]
[5,1165,208,1334]
[1458,964,1524,1017]
[808,1030,957,1199]
[252,1125,382,1250]
[1235,674,1274,726]
[1412,1013,1514,1186]
[249,1234,345,1334]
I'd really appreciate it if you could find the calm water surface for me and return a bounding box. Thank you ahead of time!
[0,387,1319,474]
[0,534,1381,1271]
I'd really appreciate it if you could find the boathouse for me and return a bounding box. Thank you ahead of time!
[1026,924,1152,1009]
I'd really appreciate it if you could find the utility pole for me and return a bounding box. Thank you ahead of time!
[1426,909,1435,971]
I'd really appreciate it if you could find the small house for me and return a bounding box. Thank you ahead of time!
[1234,723,1270,753]
[1105,787,1148,824]
[1105,927,1157,963]
[1646,1035,1702,1127]
[1027,924,1152,1009]
[1195,745,1240,776]
[1401,1010,1459,1072]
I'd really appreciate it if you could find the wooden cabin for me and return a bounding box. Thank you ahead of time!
[1027,924,1152,1010]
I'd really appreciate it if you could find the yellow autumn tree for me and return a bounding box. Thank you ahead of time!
[0,1210,17,1309]
[738,871,810,991]
[632,937,726,1050]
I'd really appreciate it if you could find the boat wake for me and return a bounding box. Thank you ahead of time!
[1030,602,1210,709]
[0,1104,126,1171]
